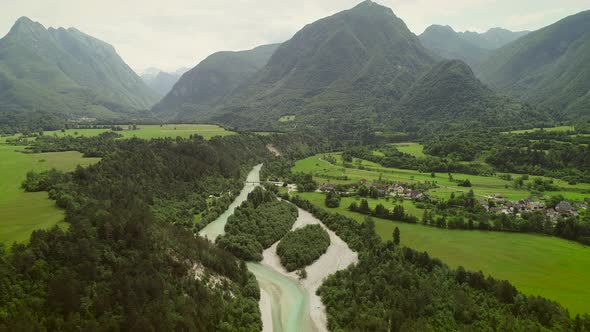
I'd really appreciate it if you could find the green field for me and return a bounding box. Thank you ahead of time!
[296,191,590,315]
[41,124,235,140]
[278,115,296,122]
[389,142,426,158]
[0,143,100,245]
[293,153,590,201]
[503,126,576,134]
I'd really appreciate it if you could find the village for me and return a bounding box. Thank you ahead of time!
[316,179,589,221]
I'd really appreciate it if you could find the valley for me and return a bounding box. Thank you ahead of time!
[1,0,590,330]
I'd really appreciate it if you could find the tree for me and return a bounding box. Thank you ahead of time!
[325,191,341,208]
[393,227,400,245]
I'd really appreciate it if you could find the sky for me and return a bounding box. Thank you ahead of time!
[0,0,588,73]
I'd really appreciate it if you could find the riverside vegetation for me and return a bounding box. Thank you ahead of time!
[216,187,298,261]
[276,224,331,272]
[0,134,272,330]
[283,195,590,331]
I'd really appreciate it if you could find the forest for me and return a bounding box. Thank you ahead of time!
[276,224,330,272]
[0,134,272,330]
[216,187,298,261]
[285,195,590,331]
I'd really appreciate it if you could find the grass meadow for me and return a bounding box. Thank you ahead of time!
[503,126,576,134]
[41,124,235,140]
[0,142,100,245]
[296,191,590,315]
[293,153,590,201]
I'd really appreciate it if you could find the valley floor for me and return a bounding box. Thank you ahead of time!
[259,207,358,331]
[0,142,99,245]
[297,191,590,315]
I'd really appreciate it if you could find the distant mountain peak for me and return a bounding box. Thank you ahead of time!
[8,16,46,36]
[351,0,395,16]
[424,24,456,34]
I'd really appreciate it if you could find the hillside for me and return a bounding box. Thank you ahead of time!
[401,60,549,127]
[459,27,529,50]
[0,17,158,122]
[476,10,590,118]
[161,0,436,130]
[419,25,489,67]
[151,44,280,118]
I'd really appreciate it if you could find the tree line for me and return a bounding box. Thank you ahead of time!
[1,134,272,331]
[284,194,590,331]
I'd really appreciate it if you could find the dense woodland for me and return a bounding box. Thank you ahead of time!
[286,195,590,331]
[216,188,297,261]
[420,127,590,184]
[1,134,272,331]
[276,224,330,272]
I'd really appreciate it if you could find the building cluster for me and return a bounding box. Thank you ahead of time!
[480,196,588,219]
[319,180,426,200]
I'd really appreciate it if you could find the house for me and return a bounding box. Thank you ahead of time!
[546,208,560,219]
[493,193,504,200]
[531,202,545,211]
[555,201,573,213]
[391,185,406,195]
[320,183,337,192]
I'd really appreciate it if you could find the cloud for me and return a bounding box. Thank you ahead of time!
[0,0,588,72]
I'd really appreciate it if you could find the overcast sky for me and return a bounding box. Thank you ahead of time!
[1,0,588,73]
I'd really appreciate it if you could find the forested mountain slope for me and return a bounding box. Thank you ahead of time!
[151,44,280,118]
[0,17,158,121]
[459,27,529,50]
[419,25,489,67]
[401,60,549,127]
[476,10,590,118]
[208,0,436,129]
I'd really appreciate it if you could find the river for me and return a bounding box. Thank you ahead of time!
[199,164,356,332]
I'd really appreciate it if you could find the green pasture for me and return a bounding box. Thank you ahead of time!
[503,126,576,134]
[278,115,296,122]
[41,124,235,140]
[388,142,426,158]
[0,144,100,245]
[293,153,590,201]
[295,191,590,315]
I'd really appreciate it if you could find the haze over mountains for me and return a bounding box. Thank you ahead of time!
[152,44,280,119]
[476,10,590,118]
[154,0,548,130]
[418,26,528,67]
[140,67,189,97]
[0,17,158,121]
[1,0,588,131]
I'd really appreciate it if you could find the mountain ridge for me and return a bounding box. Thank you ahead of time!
[0,16,158,122]
[476,10,590,118]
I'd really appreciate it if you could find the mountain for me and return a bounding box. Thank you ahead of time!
[459,28,529,50]
[141,67,188,97]
[419,25,489,67]
[151,44,280,117]
[0,17,158,122]
[401,60,548,127]
[183,0,437,129]
[476,11,590,117]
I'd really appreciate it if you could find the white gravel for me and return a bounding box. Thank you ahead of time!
[260,207,359,332]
